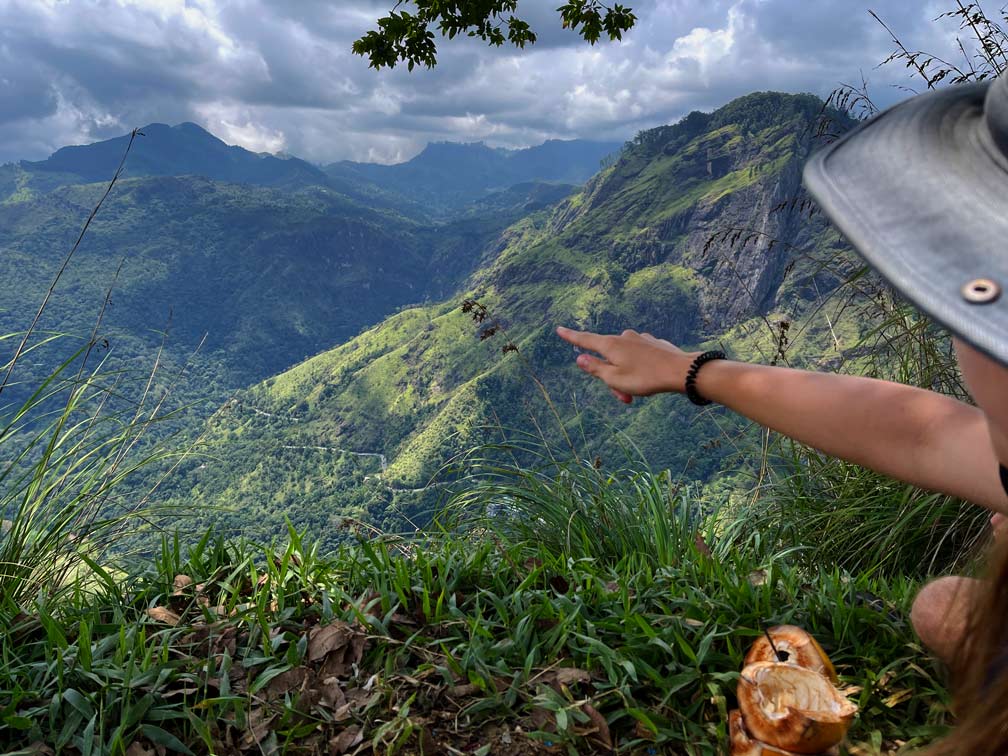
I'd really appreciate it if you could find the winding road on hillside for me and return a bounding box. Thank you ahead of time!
[227,400,447,493]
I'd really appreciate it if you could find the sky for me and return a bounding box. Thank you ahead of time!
[0,0,966,166]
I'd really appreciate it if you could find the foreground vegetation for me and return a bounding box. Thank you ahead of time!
[1,482,954,754]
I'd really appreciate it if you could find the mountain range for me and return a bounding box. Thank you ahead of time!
[0,124,616,415]
[0,96,864,547]
[325,139,621,215]
[128,93,863,546]
[4,123,618,219]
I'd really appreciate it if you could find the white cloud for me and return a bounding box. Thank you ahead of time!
[193,103,287,153]
[0,0,964,165]
[669,7,738,77]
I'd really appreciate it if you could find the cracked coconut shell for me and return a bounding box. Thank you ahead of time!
[729,710,840,756]
[737,662,857,755]
[745,626,838,684]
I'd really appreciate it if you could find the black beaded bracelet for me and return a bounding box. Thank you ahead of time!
[684,350,726,406]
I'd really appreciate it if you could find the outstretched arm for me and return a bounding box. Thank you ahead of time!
[556,327,1006,513]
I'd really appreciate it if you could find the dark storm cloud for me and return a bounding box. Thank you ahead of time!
[0,0,976,165]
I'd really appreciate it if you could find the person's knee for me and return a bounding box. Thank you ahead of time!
[911,576,978,663]
[911,577,954,644]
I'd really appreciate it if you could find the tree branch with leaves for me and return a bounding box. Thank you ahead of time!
[353,0,636,71]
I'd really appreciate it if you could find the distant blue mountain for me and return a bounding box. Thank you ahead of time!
[23,122,329,188]
[325,138,622,211]
[13,124,617,217]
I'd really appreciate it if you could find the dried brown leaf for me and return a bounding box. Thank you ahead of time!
[239,708,276,748]
[634,719,657,741]
[549,575,570,593]
[308,622,351,662]
[180,623,238,657]
[146,607,181,626]
[318,675,348,710]
[581,703,612,751]
[329,725,363,754]
[317,631,367,678]
[539,666,592,695]
[265,668,309,700]
[882,688,913,708]
[420,727,440,754]
[694,532,712,558]
[172,574,194,593]
[160,682,200,699]
[531,706,556,733]
[230,662,249,695]
[344,686,381,715]
[553,667,591,686]
[351,631,367,663]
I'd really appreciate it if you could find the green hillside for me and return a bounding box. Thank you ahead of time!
[0,176,509,415]
[157,92,865,546]
[0,145,591,425]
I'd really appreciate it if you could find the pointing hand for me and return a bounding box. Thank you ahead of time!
[556,326,697,404]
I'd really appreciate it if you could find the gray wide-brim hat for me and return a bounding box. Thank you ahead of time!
[804,73,1008,366]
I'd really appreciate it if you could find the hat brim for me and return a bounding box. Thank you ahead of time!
[803,82,1008,366]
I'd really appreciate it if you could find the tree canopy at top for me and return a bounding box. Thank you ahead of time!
[353,0,637,70]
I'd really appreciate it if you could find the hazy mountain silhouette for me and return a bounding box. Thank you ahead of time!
[23,122,328,188]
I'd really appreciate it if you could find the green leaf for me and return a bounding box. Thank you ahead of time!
[80,714,96,756]
[3,715,33,730]
[556,706,569,731]
[140,724,195,755]
[77,620,92,672]
[62,689,95,720]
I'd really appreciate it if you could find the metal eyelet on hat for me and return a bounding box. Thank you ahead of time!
[961,278,1002,304]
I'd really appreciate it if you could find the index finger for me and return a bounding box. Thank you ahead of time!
[556,326,610,355]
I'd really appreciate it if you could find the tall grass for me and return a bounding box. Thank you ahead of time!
[0,334,182,609]
[719,441,990,579]
[442,440,709,568]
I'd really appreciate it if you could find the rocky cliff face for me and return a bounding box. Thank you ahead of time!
[546,92,846,338]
